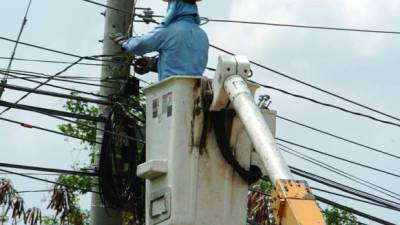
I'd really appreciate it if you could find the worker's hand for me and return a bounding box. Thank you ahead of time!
[134,56,158,75]
[109,33,128,50]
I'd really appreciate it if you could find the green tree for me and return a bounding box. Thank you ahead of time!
[323,207,358,225]
[43,93,98,225]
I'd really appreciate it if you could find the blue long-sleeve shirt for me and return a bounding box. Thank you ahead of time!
[122,2,209,81]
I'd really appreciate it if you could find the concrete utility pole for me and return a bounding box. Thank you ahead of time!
[90,0,134,224]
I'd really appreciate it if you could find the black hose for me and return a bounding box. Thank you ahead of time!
[211,110,261,184]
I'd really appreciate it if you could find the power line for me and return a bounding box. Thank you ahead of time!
[0,116,102,144]
[277,114,400,159]
[0,56,104,66]
[277,138,400,179]
[289,167,400,210]
[78,0,149,15]
[0,162,96,177]
[1,0,33,84]
[18,189,52,194]
[279,144,400,201]
[0,35,135,66]
[1,71,116,98]
[0,58,83,116]
[311,187,394,210]
[315,195,396,225]
[258,83,400,128]
[209,44,400,123]
[0,98,146,143]
[0,99,106,122]
[3,69,119,90]
[0,81,111,105]
[0,168,98,194]
[0,173,61,176]
[202,17,400,35]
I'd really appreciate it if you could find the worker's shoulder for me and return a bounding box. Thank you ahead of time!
[166,22,207,37]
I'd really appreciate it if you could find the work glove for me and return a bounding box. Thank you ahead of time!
[109,33,128,50]
[134,56,158,75]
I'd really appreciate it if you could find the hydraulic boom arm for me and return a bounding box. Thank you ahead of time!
[210,55,326,225]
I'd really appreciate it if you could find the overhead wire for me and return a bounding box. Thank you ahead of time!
[1,0,33,82]
[0,168,98,194]
[278,144,400,201]
[202,17,400,35]
[0,58,83,116]
[0,99,105,122]
[289,167,400,210]
[2,68,119,90]
[0,116,102,144]
[0,80,111,105]
[0,162,96,177]
[0,56,104,66]
[315,195,396,225]
[311,187,395,210]
[276,114,400,159]
[0,98,146,143]
[277,138,400,179]
[256,83,400,129]
[0,35,135,67]
[78,0,149,15]
[209,44,400,124]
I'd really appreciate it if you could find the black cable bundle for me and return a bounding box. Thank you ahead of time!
[98,103,145,210]
[211,110,261,184]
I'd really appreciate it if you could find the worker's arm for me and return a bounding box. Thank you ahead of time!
[121,27,166,56]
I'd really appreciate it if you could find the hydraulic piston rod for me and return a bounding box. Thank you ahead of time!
[224,74,292,182]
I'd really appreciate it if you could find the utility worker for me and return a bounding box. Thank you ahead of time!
[110,0,209,81]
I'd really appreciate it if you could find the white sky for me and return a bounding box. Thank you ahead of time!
[1,0,400,224]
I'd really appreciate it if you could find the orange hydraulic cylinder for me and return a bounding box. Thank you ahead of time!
[271,179,326,225]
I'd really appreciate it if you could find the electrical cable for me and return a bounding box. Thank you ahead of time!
[277,114,400,159]
[212,110,261,183]
[288,167,400,210]
[0,116,102,144]
[0,81,110,105]
[0,99,106,122]
[1,0,33,99]
[256,83,400,129]
[311,187,395,210]
[202,17,400,35]
[2,69,119,90]
[0,56,104,66]
[98,103,145,209]
[0,173,62,176]
[209,44,400,124]
[0,35,135,67]
[0,58,83,116]
[278,144,400,201]
[0,98,146,143]
[0,162,96,177]
[315,195,396,225]
[0,168,98,194]
[1,70,109,99]
[278,138,400,179]
[18,189,52,194]
[78,0,149,15]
